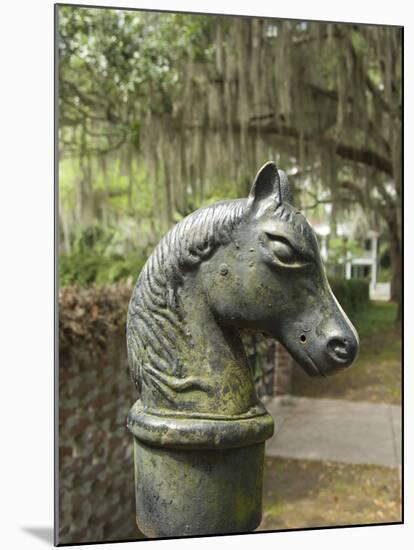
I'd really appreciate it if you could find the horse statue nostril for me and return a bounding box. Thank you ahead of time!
[327,337,354,363]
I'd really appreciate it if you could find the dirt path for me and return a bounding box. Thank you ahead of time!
[259,457,401,531]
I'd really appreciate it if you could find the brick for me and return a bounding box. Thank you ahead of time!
[59,446,73,463]
[69,416,92,437]
[273,342,293,395]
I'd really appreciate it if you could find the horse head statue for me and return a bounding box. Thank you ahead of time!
[127,161,359,419]
[127,161,360,537]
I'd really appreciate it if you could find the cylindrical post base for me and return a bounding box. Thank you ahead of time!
[127,400,274,538]
[133,438,265,537]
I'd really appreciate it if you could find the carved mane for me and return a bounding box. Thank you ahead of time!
[127,199,246,396]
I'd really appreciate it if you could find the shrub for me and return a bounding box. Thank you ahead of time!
[59,223,151,287]
[59,282,132,357]
[59,250,147,286]
[329,277,370,316]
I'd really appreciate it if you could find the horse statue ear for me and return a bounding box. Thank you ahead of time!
[248,162,293,210]
[247,162,281,211]
[277,169,293,204]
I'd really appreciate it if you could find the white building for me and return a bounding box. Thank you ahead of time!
[312,220,390,301]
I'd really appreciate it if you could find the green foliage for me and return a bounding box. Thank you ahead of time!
[329,277,370,317]
[59,250,145,286]
[59,156,155,228]
[325,238,365,280]
[352,300,397,338]
[377,267,391,283]
[59,223,149,286]
[379,242,391,269]
[351,30,367,55]
[59,6,216,152]
[199,178,244,206]
[327,237,363,264]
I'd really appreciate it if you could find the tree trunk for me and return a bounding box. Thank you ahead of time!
[100,155,109,227]
[60,213,71,255]
[127,146,134,211]
[388,214,402,322]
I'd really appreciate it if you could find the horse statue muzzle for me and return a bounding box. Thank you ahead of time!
[126,161,359,537]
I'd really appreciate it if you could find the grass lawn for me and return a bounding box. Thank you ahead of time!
[291,301,402,404]
[259,456,401,531]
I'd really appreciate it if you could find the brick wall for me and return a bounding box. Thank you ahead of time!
[272,342,293,396]
[58,328,142,544]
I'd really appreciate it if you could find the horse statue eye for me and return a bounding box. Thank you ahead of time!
[270,240,296,263]
[264,232,307,267]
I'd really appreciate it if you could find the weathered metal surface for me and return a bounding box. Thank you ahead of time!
[132,440,265,537]
[126,161,359,537]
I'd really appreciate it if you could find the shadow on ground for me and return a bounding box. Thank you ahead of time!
[21,527,54,544]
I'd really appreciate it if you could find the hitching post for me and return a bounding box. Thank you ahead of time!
[126,162,359,537]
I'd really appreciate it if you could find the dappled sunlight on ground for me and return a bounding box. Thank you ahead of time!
[259,457,401,531]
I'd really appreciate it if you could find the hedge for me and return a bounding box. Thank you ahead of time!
[59,282,132,358]
[329,277,370,316]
